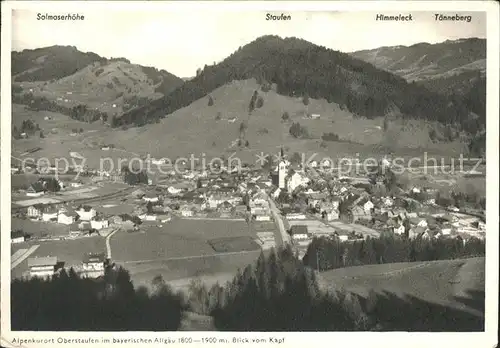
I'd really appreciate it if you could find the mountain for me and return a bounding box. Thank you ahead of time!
[351,38,486,109]
[11,45,184,121]
[351,38,485,85]
[351,38,486,153]
[119,35,478,132]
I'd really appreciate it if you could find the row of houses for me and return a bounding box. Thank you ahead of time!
[26,252,106,279]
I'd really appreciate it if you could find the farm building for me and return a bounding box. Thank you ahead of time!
[27,204,44,218]
[28,256,58,278]
[81,253,106,278]
[57,208,77,225]
[143,192,159,203]
[41,207,58,222]
[11,230,25,244]
[76,205,97,221]
[289,225,309,240]
[26,182,45,197]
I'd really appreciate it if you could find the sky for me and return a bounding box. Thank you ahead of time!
[12,10,486,77]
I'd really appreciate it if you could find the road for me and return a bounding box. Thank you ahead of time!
[105,228,119,260]
[266,194,290,247]
[11,245,40,270]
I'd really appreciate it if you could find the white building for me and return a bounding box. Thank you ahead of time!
[81,253,106,279]
[143,194,159,203]
[91,219,110,230]
[286,213,306,220]
[287,172,310,193]
[393,224,405,235]
[57,211,76,225]
[167,186,182,195]
[181,209,194,217]
[28,256,58,279]
[417,219,428,228]
[11,231,25,244]
[278,159,290,189]
[76,206,97,221]
[255,215,271,222]
[42,209,58,222]
[363,200,374,213]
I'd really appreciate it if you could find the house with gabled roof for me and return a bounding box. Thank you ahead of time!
[11,230,26,244]
[76,205,96,221]
[26,182,45,197]
[27,204,44,219]
[81,252,106,278]
[42,207,59,222]
[28,256,58,278]
[289,225,309,240]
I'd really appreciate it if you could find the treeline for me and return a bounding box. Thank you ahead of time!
[302,235,485,272]
[12,92,108,123]
[121,166,149,185]
[12,119,40,138]
[12,266,186,330]
[120,35,477,132]
[12,245,485,331]
[190,246,360,331]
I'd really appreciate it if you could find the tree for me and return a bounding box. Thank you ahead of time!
[289,122,308,138]
[383,117,389,132]
[290,152,302,165]
[256,96,264,108]
[239,121,248,139]
[248,99,256,114]
[282,112,290,122]
[39,131,45,138]
[208,95,214,106]
[302,94,310,106]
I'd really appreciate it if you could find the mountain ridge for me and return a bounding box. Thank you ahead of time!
[119,35,478,133]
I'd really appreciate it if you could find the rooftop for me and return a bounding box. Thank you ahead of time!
[28,256,58,267]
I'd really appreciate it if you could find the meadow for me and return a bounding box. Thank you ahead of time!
[318,257,485,317]
[109,218,262,288]
[11,236,107,279]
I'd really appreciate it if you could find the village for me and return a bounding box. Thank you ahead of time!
[10,150,486,281]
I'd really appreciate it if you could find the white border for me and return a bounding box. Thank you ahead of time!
[1,1,498,348]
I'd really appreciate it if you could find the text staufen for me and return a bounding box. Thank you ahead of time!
[375,14,413,21]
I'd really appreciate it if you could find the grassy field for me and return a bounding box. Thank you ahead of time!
[12,218,70,238]
[110,219,256,263]
[11,236,107,279]
[110,218,262,288]
[122,250,262,292]
[318,257,485,318]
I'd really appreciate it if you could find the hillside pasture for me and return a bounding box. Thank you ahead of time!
[318,257,485,320]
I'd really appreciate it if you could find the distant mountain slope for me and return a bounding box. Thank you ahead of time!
[351,38,486,85]
[12,45,107,82]
[351,38,486,103]
[351,38,486,152]
[11,45,184,121]
[120,35,476,133]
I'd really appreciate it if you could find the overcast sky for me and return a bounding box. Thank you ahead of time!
[12,10,486,77]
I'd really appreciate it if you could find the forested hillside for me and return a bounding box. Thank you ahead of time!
[120,35,478,133]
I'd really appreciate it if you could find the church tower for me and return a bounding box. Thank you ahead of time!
[277,147,289,189]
